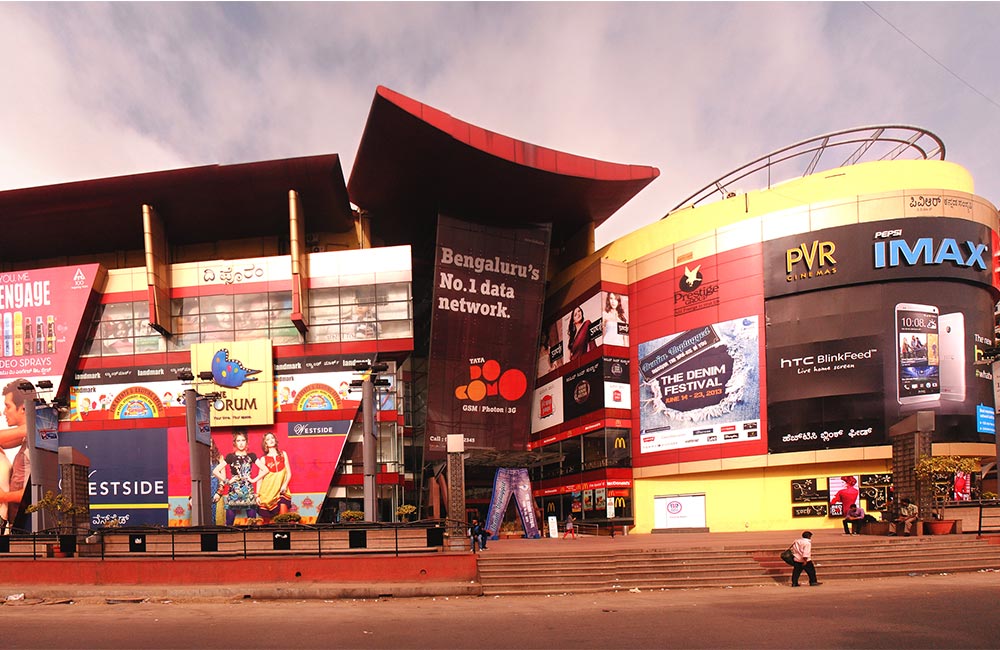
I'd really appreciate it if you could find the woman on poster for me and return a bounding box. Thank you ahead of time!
[567,306,593,360]
[602,292,628,347]
[212,429,259,526]
[255,432,293,522]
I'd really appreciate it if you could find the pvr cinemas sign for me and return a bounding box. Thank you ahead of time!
[766,217,994,298]
[785,240,836,281]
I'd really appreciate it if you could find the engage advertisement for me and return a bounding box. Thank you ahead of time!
[638,315,762,453]
[0,264,106,397]
[426,215,551,454]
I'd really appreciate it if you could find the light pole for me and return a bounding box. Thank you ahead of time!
[350,361,390,522]
[178,370,220,526]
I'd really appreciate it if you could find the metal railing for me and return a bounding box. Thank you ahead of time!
[0,520,450,560]
[977,501,1000,535]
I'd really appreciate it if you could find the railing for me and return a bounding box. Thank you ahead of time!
[0,520,450,560]
[977,501,1000,535]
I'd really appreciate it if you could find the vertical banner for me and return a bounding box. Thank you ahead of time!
[426,216,551,454]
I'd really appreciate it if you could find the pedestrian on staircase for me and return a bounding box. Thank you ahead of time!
[563,514,578,539]
[790,531,821,587]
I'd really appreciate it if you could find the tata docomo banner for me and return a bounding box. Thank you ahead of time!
[426,216,551,455]
[637,315,762,453]
[766,280,996,453]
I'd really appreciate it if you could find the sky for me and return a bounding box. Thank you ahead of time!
[2,2,999,248]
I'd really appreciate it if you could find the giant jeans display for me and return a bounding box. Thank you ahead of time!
[484,467,540,539]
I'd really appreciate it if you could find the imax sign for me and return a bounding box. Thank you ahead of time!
[873,237,988,271]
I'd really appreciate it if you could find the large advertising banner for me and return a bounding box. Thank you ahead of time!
[764,216,998,453]
[766,281,996,452]
[59,428,170,528]
[200,422,349,526]
[0,264,106,397]
[0,264,106,527]
[426,216,551,454]
[637,315,762,453]
[537,291,628,378]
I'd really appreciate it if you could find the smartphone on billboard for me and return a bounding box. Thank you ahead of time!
[895,303,939,404]
[939,312,966,402]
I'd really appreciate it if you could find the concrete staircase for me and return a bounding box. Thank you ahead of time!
[476,535,1000,596]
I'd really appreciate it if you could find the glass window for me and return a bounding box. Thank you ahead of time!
[270,326,302,346]
[305,324,341,344]
[171,297,200,317]
[233,293,269,312]
[376,282,410,304]
[561,438,581,476]
[135,336,166,354]
[309,287,340,307]
[268,291,293,311]
[582,430,607,471]
[378,320,412,339]
[309,306,340,326]
[606,428,631,468]
[235,328,270,342]
[377,301,410,321]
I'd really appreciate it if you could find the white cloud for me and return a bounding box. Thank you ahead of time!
[0,2,997,247]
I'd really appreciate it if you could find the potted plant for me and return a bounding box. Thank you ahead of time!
[914,455,979,532]
[396,504,416,522]
[271,512,302,525]
[25,490,88,556]
[340,510,365,523]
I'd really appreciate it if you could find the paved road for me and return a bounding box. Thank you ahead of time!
[4,571,998,649]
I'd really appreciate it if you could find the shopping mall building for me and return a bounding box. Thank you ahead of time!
[1,87,996,534]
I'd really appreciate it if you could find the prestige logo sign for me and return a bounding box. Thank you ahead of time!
[674,264,720,316]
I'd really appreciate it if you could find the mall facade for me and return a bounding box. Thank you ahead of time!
[1,88,996,534]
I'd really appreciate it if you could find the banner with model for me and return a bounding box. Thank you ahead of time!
[426,215,551,455]
[637,315,762,453]
[537,290,630,379]
[766,280,996,452]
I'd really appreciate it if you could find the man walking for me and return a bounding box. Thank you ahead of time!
[790,531,821,587]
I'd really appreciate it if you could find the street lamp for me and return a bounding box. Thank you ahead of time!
[352,360,390,522]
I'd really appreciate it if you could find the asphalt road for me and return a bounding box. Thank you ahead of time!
[4,571,998,649]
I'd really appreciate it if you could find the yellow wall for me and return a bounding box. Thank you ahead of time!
[633,461,892,533]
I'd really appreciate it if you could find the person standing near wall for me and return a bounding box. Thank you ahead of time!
[790,531,821,587]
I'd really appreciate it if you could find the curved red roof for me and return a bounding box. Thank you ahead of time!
[348,86,659,239]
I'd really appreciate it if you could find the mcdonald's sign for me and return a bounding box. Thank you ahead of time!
[613,436,628,449]
[613,497,627,508]
[547,502,555,512]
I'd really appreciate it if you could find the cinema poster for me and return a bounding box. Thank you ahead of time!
[637,315,762,453]
[426,216,551,455]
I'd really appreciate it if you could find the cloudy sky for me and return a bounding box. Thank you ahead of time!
[2,2,998,246]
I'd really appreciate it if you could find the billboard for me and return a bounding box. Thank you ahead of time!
[191,339,275,427]
[426,215,551,454]
[766,280,996,452]
[764,217,995,299]
[0,264,105,397]
[60,428,170,528]
[638,315,762,453]
[537,290,629,378]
